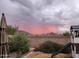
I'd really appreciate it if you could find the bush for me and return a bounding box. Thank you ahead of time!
[63,31,70,36]
[34,41,71,54]
[9,32,29,54]
[7,26,17,35]
[34,41,63,53]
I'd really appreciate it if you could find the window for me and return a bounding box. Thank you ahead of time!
[75,31,79,37]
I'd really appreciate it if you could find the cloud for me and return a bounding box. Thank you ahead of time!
[0,0,79,34]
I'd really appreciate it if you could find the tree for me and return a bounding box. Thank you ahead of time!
[63,31,70,36]
[7,25,17,35]
[9,32,29,54]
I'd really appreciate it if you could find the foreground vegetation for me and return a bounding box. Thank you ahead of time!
[9,32,29,54]
[34,41,71,54]
[7,26,29,57]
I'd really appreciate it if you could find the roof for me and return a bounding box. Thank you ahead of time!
[70,25,79,30]
[0,13,7,28]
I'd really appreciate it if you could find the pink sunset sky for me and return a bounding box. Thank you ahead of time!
[0,0,79,34]
[19,25,58,34]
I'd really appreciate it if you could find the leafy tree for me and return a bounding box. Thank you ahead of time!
[7,25,17,35]
[9,32,29,54]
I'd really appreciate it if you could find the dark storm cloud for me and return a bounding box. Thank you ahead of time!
[0,0,79,33]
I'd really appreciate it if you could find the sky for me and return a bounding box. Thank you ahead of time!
[0,0,79,34]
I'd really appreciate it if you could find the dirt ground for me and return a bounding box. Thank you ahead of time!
[22,51,72,58]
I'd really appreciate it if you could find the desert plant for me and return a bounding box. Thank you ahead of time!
[34,41,63,53]
[9,32,29,54]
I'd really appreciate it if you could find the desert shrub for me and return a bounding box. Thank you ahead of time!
[9,32,29,54]
[7,25,17,35]
[34,41,63,53]
[34,40,71,54]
